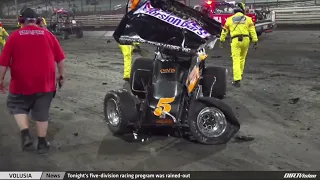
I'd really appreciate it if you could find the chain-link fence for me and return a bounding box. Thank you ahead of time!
[1,0,319,18]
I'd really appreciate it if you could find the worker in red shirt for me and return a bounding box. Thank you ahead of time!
[0,8,66,154]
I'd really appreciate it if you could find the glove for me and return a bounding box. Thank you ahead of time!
[253,42,258,49]
[219,41,224,48]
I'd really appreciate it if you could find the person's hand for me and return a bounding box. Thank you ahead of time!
[219,41,224,48]
[0,80,6,94]
[253,42,258,49]
[57,74,65,89]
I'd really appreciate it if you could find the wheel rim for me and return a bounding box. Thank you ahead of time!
[197,107,227,138]
[106,98,120,126]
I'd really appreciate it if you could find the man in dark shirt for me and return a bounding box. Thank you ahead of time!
[0,8,66,154]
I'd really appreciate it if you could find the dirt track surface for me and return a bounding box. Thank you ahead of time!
[0,31,319,171]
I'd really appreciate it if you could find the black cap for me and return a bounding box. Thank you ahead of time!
[20,8,39,19]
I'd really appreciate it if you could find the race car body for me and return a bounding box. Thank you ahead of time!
[47,8,83,39]
[194,0,276,36]
[106,0,240,145]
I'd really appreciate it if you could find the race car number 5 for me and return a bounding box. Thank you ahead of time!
[154,97,175,116]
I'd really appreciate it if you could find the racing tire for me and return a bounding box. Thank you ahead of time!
[76,29,83,38]
[103,89,138,135]
[201,66,227,99]
[188,100,235,145]
[62,31,69,40]
[130,58,153,99]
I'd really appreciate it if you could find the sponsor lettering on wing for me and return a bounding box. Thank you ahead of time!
[134,2,210,38]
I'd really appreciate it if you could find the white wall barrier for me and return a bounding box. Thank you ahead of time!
[271,6,320,24]
[2,6,320,27]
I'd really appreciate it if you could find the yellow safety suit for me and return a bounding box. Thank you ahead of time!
[17,22,23,28]
[119,44,134,79]
[40,17,47,28]
[0,27,9,48]
[220,12,258,81]
[120,0,141,79]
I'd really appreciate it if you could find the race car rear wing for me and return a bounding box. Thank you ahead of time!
[113,0,222,52]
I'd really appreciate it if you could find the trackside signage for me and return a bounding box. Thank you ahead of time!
[133,2,211,39]
[284,173,317,179]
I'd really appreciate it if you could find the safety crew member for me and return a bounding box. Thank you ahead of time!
[17,22,23,28]
[0,22,9,49]
[18,8,46,29]
[120,0,141,81]
[38,17,47,28]
[220,2,258,87]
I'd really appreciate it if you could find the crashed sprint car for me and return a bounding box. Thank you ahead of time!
[103,0,240,144]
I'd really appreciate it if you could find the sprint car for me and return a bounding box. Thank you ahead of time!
[47,8,83,40]
[103,0,240,144]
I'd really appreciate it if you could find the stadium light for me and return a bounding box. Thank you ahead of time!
[206,0,213,5]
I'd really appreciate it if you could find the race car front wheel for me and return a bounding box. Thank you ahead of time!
[188,100,237,145]
[103,89,138,135]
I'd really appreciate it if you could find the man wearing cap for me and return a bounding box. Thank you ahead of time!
[17,7,46,29]
[0,8,66,154]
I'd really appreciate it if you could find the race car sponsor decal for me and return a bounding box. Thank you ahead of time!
[160,68,176,73]
[119,36,192,53]
[133,2,210,39]
[154,97,175,117]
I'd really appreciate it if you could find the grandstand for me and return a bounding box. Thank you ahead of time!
[1,0,318,17]
[1,0,128,17]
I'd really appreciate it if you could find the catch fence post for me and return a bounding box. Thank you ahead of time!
[15,0,18,17]
[81,0,83,14]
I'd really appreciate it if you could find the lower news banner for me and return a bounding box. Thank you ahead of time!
[63,171,320,180]
[0,171,318,179]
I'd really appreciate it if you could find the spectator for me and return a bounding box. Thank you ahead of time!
[0,8,66,154]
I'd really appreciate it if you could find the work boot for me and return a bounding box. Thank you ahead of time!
[232,80,241,87]
[123,78,130,82]
[21,129,33,151]
[37,138,50,154]
[21,135,33,151]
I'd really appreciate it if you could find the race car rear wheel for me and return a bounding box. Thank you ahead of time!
[130,58,153,99]
[103,89,138,135]
[62,30,69,40]
[202,66,227,99]
[188,100,234,145]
